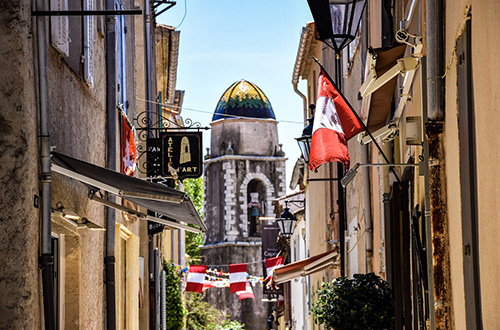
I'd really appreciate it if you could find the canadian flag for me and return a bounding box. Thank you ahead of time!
[185,265,207,293]
[309,70,364,171]
[229,263,248,294]
[236,283,255,300]
[121,115,137,176]
[265,256,283,279]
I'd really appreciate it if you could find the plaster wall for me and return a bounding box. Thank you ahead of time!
[0,0,41,328]
[469,2,500,328]
[443,1,500,328]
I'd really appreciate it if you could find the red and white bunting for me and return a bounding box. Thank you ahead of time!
[265,256,283,279]
[185,265,207,293]
[229,263,248,294]
[236,283,255,300]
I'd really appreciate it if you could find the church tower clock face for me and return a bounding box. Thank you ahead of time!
[201,80,286,329]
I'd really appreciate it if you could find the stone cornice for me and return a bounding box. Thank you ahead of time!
[200,240,262,250]
[204,155,287,165]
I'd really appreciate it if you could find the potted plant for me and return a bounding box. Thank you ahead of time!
[311,273,395,330]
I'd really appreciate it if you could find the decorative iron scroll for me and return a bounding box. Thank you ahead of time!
[135,110,209,177]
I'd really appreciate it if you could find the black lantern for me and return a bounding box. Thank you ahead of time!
[295,117,314,163]
[307,0,367,53]
[275,202,297,239]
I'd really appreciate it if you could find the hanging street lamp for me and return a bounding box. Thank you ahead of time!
[295,116,314,164]
[307,0,367,53]
[275,201,298,239]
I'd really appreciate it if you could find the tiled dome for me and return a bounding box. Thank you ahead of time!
[212,80,276,121]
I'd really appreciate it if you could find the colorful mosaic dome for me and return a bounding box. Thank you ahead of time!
[212,80,276,121]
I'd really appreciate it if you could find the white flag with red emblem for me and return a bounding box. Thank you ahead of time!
[121,115,137,176]
[236,283,255,300]
[185,265,207,293]
[309,70,364,171]
[229,263,248,293]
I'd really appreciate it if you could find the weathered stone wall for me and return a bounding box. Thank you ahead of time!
[210,118,280,157]
[201,244,270,330]
[204,157,286,243]
[0,0,40,328]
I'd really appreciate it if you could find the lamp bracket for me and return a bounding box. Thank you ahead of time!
[286,200,305,208]
[395,30,422,50]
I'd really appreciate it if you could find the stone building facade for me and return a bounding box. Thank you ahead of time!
[202,80,287,329]
[0,1,197,329]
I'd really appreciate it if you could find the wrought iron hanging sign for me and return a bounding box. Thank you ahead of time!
[135,108,209,179]
[161,131,202,179]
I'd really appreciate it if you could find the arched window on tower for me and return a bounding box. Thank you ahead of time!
[247,179,266,237]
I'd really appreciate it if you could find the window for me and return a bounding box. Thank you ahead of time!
[53,0,95,87]
[50,0,70,56]
[247,179,266,237]
[51,234,64,330]
[115,225,139,330]
[82,0,95,87]
[117,226,131,330]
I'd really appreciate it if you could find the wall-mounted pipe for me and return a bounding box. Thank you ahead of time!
[36,0,55,327]
[292,26,314,123]
[361,144,373,272]
[105,0,117,327]
[144,0,153,132]
[426,0,445,121]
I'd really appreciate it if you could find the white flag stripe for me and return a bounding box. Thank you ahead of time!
[313,96,345,135]
[266,264,283,276]
[187,272,205,283]
[229,272,247,283]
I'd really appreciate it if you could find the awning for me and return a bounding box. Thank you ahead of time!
[361,44,407,133]
[51,152,207,232]
[273,249,339,284]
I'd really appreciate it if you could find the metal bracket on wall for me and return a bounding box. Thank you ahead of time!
[307,178,341,182]
[31,9,143,16]
[153,0,176,18]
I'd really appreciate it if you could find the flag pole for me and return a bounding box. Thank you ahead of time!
[309,54,402,185]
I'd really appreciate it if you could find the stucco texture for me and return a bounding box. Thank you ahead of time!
[470,1,500,328]
[0,0,41,328]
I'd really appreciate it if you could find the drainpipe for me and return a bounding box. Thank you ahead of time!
[426,0,450,328]
[105,0,117,328]
[426,0,445,121]
[361,144,373,272]
[293,82,308,123]
[144,0,153,130]
[36,0,55,328]
[292,26,313,123]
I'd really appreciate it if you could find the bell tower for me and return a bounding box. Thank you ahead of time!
[201,80,286,329]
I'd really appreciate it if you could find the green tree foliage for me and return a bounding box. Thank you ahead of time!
[183,178,204,265]
[185,292,225,330]
[163,261,185,329]
[218,320,246,330]
[311,273,395,330]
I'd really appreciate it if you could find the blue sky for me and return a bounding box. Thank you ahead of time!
[157,0,313,193]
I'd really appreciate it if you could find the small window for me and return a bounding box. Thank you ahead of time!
[61,0,94,86]
[50,0,70,56]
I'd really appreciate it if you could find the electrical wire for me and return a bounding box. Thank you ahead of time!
[175,0,187,29]
[136,97,305,125]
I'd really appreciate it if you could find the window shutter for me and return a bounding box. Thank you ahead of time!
[50,0,70,56]
[83,0,95,87]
